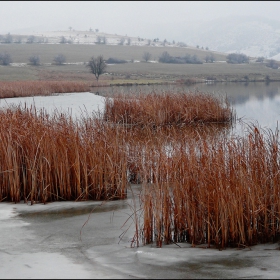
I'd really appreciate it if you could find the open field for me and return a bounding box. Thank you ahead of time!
[0,44,227,64]
[107,61,280,82]
[1,60,279,84]
[1,43,279,83]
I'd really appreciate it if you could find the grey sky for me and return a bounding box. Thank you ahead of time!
[1,1,280,41]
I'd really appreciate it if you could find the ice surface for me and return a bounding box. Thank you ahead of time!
[1,200,280,279]
[0,92,106,120]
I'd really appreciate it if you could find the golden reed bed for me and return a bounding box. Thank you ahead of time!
[0,81,90,98]
[1,91,279,249]
[104,91,234,126]
[132,126,280,249]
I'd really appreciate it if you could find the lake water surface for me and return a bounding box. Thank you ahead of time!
[96,81,280,135]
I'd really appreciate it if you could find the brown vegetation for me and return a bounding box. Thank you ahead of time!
[134,125,280,249]
[0,81,90,98]
[103,91,234,127]
[2,90,279,249]
[0,107,127,203]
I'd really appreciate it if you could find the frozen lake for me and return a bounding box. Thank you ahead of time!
[1,186,280,279]
[0,86,280,279]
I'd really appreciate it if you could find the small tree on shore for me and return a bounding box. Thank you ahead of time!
[205,53,215,63]
[29,55,40,65]
[3,33,13,43]
[266,59,279,69]
[226,53,249,64]
[27,35,35,44]
[53,54,66,65]
[87,55,107,81]
[119,37,125,45]
[142,51,152,62]
[59,36,67,44]
[0,52,12,65]
[256,56,264,63]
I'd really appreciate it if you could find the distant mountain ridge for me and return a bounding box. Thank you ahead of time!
[178,16,280,59]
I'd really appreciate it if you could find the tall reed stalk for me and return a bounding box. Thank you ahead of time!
[135,125,280,248]
[0,107,127,203]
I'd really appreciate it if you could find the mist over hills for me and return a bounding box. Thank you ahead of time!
[3,15,280,61]
[176,16,280,59]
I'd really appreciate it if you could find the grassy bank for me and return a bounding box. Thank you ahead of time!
[0,43,279,83]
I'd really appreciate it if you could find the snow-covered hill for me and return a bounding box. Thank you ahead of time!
[177,16,280,59]
[27,30,178,48]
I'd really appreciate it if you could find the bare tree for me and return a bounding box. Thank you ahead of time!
[4,33,13,43]
[256,56,264,63]
[27,35,35,43]
[59,36,68,44]
[53,54,66,65]
[119,37,125,45]
[87,55,107,81]
[142,51,152,62]
[226,53,249,64]
[266,59,279,69]
[0,52,12,65]
[29,55,40,65]
[126,38,131,45]
[158,51,172,63]
[205,54,215,63]
[96,35,102,44]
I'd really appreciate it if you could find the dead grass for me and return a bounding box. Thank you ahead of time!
[0,107,127,203]
[1,89,279,249]
[0,81,90,98]
[134,124,280,249]
[103,91,234,127]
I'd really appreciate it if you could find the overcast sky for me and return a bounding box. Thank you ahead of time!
[1,1,280,41]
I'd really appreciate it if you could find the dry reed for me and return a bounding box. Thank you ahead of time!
[2,89,279,249]
[0,106,127,203]
[0,81,90,99]
[134,125,280,248]
[103,91,234,127]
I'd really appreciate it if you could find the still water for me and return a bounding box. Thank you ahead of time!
[96,81,280,135]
